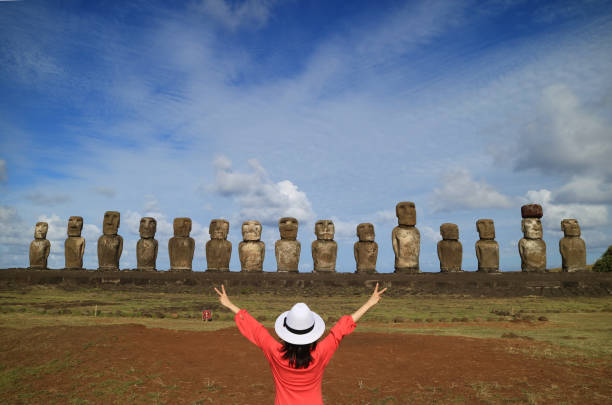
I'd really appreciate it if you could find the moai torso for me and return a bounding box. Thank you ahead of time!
[29,222,50,269]
[239,220,265,272]
[98,211,123,271]
[206,219,232,271]
[519,204,546,272]
[312,220,337,272]
[137,217,158,271]
[475,219,499,272]
[65,216,85,269]
[275,217,300,272]
[559,219,587,272]
[169,218,195,271]
[354,223,378,273]
[437,223,462,272]
[392,202,420,273]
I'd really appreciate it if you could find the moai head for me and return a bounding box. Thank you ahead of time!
[521,218,543,239]
[357,223,375,242]
[561,218,581,237]
[440,223,459,240]
[173,217,192,237]
[279,217,298,240]
[242,220,262,241]
[209,219,229,240]
[34,222,48,239]
[396,201,416,226]
[102,211,120,235]
[476,219,495,240]
[139,217,157,239]
[315,220,335,241]
[67,216,83,237]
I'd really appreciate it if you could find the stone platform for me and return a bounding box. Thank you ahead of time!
[1,269,611,297]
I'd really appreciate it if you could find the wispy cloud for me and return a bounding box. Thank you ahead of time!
[0,159,6,182]
[195,0,279,31]
[25,191,71,206]
[93,186,117,198]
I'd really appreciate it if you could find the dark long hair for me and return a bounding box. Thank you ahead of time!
[280,340,318,369]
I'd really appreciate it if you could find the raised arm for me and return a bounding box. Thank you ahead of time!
[214,284,241,314]
[351,283,387,323]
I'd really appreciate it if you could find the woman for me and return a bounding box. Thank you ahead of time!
[214,283,387,405]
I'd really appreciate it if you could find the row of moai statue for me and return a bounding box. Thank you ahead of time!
[28,202,588,272]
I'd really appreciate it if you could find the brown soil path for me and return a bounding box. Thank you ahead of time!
[1,324,610,404]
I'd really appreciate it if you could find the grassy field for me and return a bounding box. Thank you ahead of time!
[1,286,611,404]
[1,285,611,356]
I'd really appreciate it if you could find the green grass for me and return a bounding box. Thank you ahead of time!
[1,286,612,357]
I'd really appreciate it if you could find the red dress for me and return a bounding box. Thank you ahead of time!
[235,309,356,405]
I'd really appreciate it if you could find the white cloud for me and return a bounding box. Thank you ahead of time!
[431,168,514,212]
[212,155,315,226]
[553,175,612,205]
[196,0,278,31]
[0,159,6,182]
[25,191,71,206]
[516,84,612,178]
[524,189,608,231]
[329,217,359,241]
[374,210,396,224]
[421,225,442,243]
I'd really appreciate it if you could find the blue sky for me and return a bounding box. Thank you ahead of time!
[1,0,611,272]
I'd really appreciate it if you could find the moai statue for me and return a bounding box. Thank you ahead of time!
[169,217,195,271]
[137,217,158,271]
[519,204,546,272]
[29,222,50,269]
[239,220,265,272]
[354,223,378,274]
[65,216,85,269]
[437,223,463,272]
[206,219,232,271]
[97,211,123,271]
[312,220,337,273]
[475,219,499,273]
[392,201,420,273]
[275,217,300,272]
[559,219,587,272]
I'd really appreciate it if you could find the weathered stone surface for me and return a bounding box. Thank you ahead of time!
[98,211,123,271]
[206,219,231,271]
[560,219,587,272]
[275,217,300,272]
[396,201,417,226]
[169,218,195,272]
[476,219,499,273]
[521,204,543,219]
[137,217,158,271]
[29,222,50,270]
[438,223,462,272]
[392,202,420,273]
[312,220,337,272]
[519,218,546,272]
[354,223,377,273]
[65,216,85,269]
[239,220,264,272]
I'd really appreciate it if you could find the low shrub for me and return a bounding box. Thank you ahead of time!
[593,245,612,272]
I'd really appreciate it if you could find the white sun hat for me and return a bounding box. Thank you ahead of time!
[275,303,326,345]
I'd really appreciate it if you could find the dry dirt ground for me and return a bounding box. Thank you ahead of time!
[1,324,610,404]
